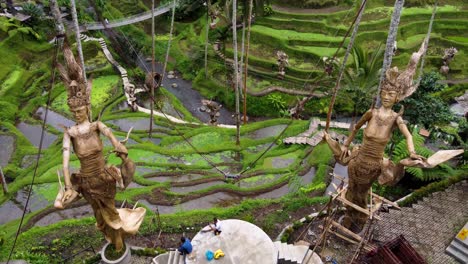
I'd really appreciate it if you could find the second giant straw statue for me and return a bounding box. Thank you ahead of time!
[324,38,463,231]
[54,43,146,252]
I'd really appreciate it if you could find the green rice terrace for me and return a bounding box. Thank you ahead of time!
[0,0,467,263]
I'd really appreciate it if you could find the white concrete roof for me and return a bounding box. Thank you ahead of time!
[186,219,277,264]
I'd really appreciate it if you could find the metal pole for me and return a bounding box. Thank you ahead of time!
[0,166,8,194]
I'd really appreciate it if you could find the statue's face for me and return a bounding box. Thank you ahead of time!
[71,106,88,123]
[380,90,398,108]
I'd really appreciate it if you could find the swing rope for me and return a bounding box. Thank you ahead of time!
[238,2,367,176]
[161,0,176,82]
[376,0,405,107]
[325,0,368,132]
[7,37,62,263]
[415,1,437,86]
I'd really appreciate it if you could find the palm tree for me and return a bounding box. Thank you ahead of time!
[342,44,383,122]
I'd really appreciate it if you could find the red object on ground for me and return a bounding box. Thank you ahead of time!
[367,235,427,264]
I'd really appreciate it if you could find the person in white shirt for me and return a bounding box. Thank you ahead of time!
[209,217,222,235]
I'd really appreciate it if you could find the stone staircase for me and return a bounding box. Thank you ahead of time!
[273,241,321,264]
[446,221,468,263]
[152,250,185,264]
[374,180,468,264]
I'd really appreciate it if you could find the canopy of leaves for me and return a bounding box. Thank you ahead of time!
[400,72,453,128]
[341,44,383,115]
[22,2,44,20]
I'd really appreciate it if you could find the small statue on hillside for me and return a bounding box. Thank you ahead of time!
[54,43,146,252]
[200,99,222,125]
[455,91,468,118]
[124,81,138,112]
[276,50,289,79]
[324,38,463,232]
[323,56,339,76]
[440,47,458,75]
[208,6,220,29]
[289,96,313,119]
[143,72,162,93]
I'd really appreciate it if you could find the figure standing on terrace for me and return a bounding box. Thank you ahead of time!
[54,43,146,252]
[440,47,458,75]
[324,38,462,231]
[276,50,289,79]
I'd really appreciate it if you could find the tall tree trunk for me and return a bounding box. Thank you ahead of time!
[149,0,155,138]
[243,0,253,124]
[376,0,405,107]
[239,22,245,100]
[204,0,211,79]
[70,0,89,118]
[232,0,240,145]
[50,0,65,35]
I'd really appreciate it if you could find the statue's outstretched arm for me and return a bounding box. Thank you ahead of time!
[396,116,423,160]
[97,121,128,155]
[324,109,372,164]
[62,132,73,196]
[58,131,79,206]
[344,109,372,147]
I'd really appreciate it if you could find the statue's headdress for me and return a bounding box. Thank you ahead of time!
[380,38,428,102]
[57,43,90,110]
[381,66,400,92]
[381,66,418,102]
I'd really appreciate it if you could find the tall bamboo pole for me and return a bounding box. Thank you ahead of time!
[232,0,240,145]
[70,0,86,84]
[243,0,253,124]
[204,0,211,79]
[50,0,65,36]
[376,0,405,107]
[70,0,90,120]
[149,0,155,138]
[325,0,367,132]
[239,22,245,100]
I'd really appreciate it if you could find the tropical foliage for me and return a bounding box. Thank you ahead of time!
[392,129,455,182]
[400,72,453,128]
[0,18,41,40]
[342,44,383,116]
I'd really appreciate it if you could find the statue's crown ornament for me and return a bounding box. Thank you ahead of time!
[382,66,401,92]
[57,43,90,109]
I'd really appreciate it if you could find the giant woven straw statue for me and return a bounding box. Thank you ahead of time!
[324,38,463,231]
[54,43,146,251]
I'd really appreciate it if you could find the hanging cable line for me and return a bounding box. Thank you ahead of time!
[325,0,367,132]
[7,37,62,263]
[103,5,151,73]
[300,1,358,90]
[238,118,294,176]
[242,0,253,124]
[415,1,437,86]
[161,0,176,82]
[100,1,230,176]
